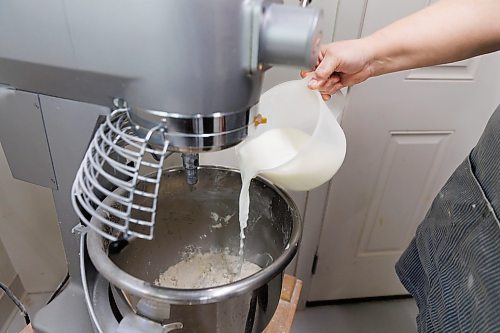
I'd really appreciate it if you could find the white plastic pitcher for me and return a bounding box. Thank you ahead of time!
[236,77,347,191]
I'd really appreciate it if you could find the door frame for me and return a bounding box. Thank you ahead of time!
[293,0,368,308]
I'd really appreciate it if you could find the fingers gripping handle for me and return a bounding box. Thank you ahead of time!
[301,75,345,121]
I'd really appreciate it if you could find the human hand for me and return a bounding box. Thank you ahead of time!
[301,39,374,101]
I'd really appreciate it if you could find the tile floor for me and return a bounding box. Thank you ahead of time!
[292,298,418,333]
[3,294,418,333]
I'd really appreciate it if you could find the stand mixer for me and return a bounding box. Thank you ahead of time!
[0,0,321,331]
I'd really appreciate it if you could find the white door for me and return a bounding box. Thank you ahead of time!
[308,0,500,301]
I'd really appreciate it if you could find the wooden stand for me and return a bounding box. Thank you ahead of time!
[263,274,303,333]
[21,275,302,333]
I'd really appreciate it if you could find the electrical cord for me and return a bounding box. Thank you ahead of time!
[46,272,70,305]
[0,280,30,325]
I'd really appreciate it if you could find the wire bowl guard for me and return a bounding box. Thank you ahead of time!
[72,108,170,241]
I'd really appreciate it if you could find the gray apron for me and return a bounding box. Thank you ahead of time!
[396,105,500,333]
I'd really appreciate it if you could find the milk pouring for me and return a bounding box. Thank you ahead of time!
[236,77,347,258]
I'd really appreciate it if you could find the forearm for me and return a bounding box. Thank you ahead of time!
[365,0,500,77]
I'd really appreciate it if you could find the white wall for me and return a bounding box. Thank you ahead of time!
[0,237,24,328]
[0,239,16,290]
[0,143,66,293]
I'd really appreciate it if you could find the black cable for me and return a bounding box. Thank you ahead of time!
[0,280,30,325]
[46,272,70,305]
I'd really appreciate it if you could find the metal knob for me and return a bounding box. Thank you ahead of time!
[259,3,322,68]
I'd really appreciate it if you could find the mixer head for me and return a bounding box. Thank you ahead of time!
[71,0,322,241]
[123,0,323,154]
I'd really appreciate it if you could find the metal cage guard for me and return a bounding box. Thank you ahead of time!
[72,108,170,241]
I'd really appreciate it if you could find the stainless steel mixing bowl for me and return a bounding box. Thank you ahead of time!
[87,166,301,332]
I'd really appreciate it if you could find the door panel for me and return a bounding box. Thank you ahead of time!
[360,131,453,255]
[407,58,479,80]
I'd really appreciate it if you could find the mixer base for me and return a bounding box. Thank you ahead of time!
[32,281,94,333]
[31,237,121,333]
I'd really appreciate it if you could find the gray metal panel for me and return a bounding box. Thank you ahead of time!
[0,0,263,115]
[32,281,94,333]
[0,89,57,189]
[31,95,107,332]
[40,95,108,281]
[0,1,318,118]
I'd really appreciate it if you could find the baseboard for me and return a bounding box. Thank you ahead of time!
[0,274,26,330]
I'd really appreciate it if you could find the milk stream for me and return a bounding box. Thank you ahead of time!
[237,169,257,272]
[236,128,310,272]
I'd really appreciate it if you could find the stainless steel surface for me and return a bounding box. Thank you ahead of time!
[181,153,199,185]
[0,0,261,116]
[0,0,321,152]
[81,231,107,333]
[32,280,95,333]
[128,107,256,152]
[82,232,122,333]
[31,94,108,333]
[72,108,170,241]
[83,232,184,333]
[40,95,109,283]
[0,89,57,189]
[259,4,322,68]
[87,166,301,332]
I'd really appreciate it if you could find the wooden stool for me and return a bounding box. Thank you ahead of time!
[264,274,303,333]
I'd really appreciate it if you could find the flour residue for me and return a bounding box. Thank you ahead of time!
[210,212,234,230]
[155,250,261,289]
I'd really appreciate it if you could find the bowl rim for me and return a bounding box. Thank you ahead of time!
[86,165,302,305]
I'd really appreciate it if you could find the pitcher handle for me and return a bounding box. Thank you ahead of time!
[301,75,345,122]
